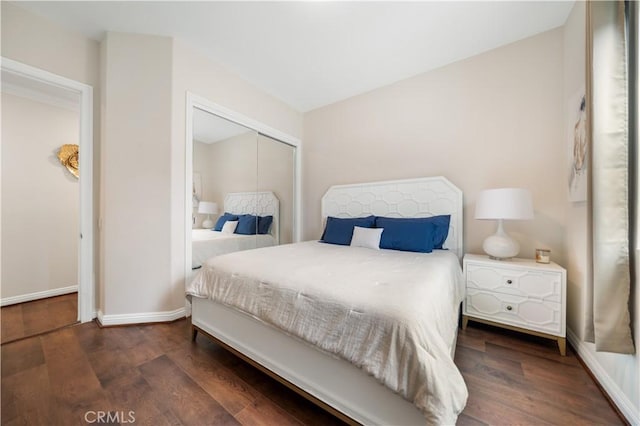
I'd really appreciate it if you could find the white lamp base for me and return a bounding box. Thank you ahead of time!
[482,219,520,260]
[202,216,214,229]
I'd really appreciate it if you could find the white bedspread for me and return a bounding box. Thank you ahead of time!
[191,229,275,268]
[187,241,468,424]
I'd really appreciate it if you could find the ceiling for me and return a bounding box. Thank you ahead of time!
[15,1,574,112]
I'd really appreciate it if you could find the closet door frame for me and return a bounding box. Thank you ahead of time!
[184,92,301,281]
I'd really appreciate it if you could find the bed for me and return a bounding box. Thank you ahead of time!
[191,191,279,269]
[187,177,467,425]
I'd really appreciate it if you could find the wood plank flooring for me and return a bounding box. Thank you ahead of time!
[1,293,78,344]
[1,318,623,425]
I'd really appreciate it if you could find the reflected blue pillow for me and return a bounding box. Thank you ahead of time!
[375,217,436,253]
[213,212,238,231]
[321,216,376,245]
[258,215,273,234]
[236,214,259,235]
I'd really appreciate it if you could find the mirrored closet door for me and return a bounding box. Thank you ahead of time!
[191,108,258,271]
[189,106,298,275]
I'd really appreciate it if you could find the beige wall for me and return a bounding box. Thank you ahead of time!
[1,93,79,299]
[303,28,565,265]
[562,2,639,420]
[1,2,101,307]
[100,32,173,316]
[258,135,295,244]
[1,2,99,86]
[206,132,259,209]
[192,133,257,228]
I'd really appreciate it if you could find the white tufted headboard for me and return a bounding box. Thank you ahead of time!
[321,176,463,259]
[224,191,280,244]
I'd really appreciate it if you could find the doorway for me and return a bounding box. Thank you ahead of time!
[0,58,94,343]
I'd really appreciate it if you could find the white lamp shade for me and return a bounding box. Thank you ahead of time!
[198,201,218,215]
[475,188,534,220]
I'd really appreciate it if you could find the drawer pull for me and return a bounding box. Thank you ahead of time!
[506,279,513,285]
[506,305,513,311]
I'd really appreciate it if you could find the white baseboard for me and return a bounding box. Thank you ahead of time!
[567,328,639,425]
[0,285,78,307]
[96,307,186,326]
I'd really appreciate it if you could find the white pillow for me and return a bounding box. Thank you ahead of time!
[221,220,238,234]
[350,226,383,250]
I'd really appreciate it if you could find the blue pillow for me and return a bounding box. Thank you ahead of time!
[235,214,259,235]
[375,217,436,253]
[213,212,239,231]
[321,216,375,245]
[426,215,451,249]
[374,215,450,249]
[258,215,273,234]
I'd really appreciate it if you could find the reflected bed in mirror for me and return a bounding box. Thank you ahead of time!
[192,191,279,269]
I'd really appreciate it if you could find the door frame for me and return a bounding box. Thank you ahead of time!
[184,92,302,283]
[1,57,95,322]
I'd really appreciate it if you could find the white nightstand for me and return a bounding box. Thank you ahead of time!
[462,254,567,356]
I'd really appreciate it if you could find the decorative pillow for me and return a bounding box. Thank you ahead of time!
[213,212,239,231]
[375,217,436,253]
[321,215,376,245]
[350,226,383,250]
[220,220,238,234]
[427,215,451,249]
[258,215,273,234]
[235,214,259,235]
[374,215,450,249]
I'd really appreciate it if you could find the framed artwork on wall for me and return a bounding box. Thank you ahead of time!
[568,89,587,202]
[193,172,202,208]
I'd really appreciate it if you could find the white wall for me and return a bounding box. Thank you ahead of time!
[563,3,639,423]
[303,28,566,264]
[1,1,101,308]
[1,93,79,299]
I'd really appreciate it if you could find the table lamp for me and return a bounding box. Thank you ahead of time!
[475,188,534,260]
[198,201,218,229]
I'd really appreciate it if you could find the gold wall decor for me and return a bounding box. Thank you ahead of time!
[57,144,79,178]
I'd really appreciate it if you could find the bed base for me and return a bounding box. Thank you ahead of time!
[191,297,428,426]
[191,324,357,425]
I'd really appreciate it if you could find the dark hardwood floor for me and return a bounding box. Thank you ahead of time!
[1,317,623,425]
[1,293,78,344]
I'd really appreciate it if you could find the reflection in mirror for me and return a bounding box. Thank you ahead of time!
[258,133,295,244]
[189,107,296,275]
[191,107,258,270]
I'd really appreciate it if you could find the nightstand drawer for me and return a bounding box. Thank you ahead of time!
[466,264,562,302]
[465,288,562,336]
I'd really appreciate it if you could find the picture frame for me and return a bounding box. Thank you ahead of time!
[193,172,202,208]
[568,89,587,202]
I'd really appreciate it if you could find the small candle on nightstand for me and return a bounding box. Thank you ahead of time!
[536,248,551,264]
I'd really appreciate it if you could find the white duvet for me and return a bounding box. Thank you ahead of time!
[187,241,468,424]
[191,229,275,268]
